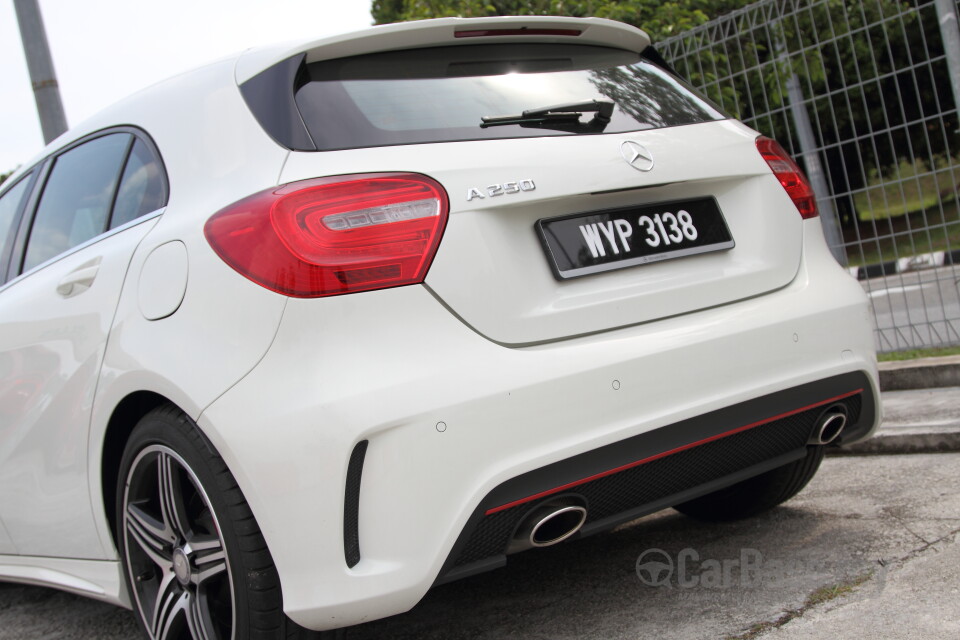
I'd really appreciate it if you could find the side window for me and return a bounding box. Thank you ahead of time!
[110,138,167,229]
[0,175,33,268]
[22,133,131,273]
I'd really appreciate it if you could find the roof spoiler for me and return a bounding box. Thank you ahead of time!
[236,16,650,84]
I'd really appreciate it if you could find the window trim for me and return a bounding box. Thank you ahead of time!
[0,170,41,285]
[4,125,169,285]
[108,135,170,230]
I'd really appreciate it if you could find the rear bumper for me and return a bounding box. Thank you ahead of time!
[199,220,880,630]
[438,371,873,584]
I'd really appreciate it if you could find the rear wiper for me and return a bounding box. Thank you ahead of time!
[480,100,615,133]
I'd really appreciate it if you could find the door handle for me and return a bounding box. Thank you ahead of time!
[56,258,101,297]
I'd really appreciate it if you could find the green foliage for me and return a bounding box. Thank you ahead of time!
[661,0,942,233]
[371,0,743,42]
[0,170,12,187]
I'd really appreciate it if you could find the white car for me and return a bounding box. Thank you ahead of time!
[0,15,879,640]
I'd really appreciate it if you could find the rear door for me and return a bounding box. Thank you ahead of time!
[0,171,36,555]
[0,130,167,558]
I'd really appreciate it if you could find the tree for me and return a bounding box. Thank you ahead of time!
[660,1,939,232]
[0,170,12,187]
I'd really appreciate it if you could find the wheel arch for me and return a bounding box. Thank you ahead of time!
[100,390,174,547]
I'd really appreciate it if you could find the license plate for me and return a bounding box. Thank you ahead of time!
[536,197,735,280]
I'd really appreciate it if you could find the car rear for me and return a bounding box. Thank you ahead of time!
[196,16,880,630]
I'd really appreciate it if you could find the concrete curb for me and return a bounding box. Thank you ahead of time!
[834,429,960,455]
[878,354,960,391]
[847,248,960,280]
[832,356,960,455]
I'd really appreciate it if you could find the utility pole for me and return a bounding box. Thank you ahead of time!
[14,0,67,144]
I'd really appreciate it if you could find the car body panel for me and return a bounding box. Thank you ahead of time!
[0,518,14,555]
[0,555,126,606]
[0,56,293,564]
[0,218,157,559]
[200,219,878,630]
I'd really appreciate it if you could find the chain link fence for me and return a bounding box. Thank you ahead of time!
[660,0,960,352]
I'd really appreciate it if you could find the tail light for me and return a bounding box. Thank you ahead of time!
[756,136,819,219]
[204,173,449,297]
[455,28,583,38]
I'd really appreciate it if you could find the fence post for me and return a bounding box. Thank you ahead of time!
[784,75,847,265]
[935,0,960,117]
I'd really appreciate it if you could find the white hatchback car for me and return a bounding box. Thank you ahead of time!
[0,15,879,640]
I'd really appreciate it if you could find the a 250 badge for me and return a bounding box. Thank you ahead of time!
[467,179,536,201]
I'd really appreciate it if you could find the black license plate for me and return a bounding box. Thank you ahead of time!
[536,197,735,280]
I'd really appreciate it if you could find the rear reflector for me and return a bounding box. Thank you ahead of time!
[204,173,448,297]
[756,136,819,219]
[455,28,582,38]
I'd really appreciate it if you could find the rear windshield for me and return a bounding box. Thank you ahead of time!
[295,43,726,150]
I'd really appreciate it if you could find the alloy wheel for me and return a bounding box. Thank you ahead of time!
[123,444,236,640]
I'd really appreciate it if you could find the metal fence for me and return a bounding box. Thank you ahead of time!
[660,0,960,352]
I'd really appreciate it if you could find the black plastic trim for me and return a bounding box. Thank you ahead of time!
[240,54,317,151]
[486,372,871,511]
[0,170,40,285]
[641,45,678,76]
[343,440,369,568]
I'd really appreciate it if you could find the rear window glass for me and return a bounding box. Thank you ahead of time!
[296,44,726,151]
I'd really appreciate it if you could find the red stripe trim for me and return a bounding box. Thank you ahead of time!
[485,389,863,515]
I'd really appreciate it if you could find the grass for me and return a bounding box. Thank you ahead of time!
[843,155,960,267]
[854,156,960,222]
[878,346,960,361]
[724,571,874,640]
[843,189,960,267]
[802,572,872,607]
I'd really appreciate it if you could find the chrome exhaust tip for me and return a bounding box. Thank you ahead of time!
[529,505,587,547]
[507,499,587,554]
[809,404,848,445]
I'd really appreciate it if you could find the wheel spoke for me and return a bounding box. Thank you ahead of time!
[159,452,191,540]
[186,590,218,640]
[126,502,173,570]
[189,536,227,587]
[151,572,185,640]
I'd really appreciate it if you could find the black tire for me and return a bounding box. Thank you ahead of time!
[673,445,826,522]
[116,404,334,640]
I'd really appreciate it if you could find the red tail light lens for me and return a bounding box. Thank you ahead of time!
[204,173,449,297]
[455,28,583,38]
[756,136,819,219]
